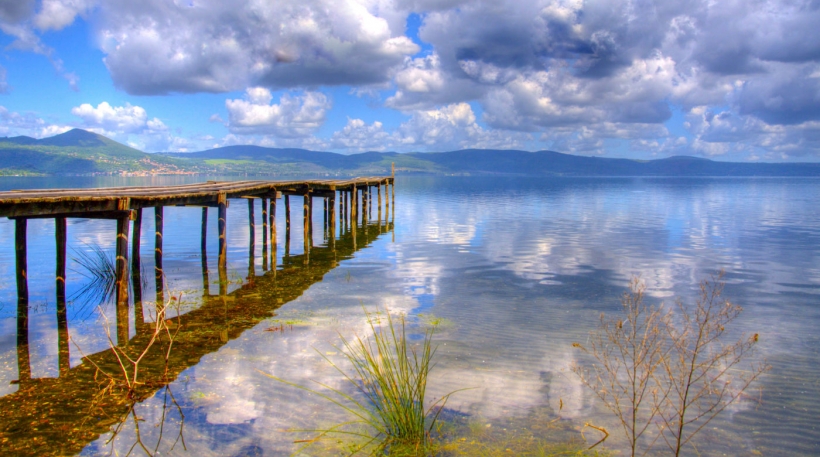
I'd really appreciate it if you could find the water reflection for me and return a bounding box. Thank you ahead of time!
[0,202,393,455]
[1,176,819,456]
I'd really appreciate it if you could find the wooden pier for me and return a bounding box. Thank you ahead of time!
[0,174,395,387]
[0,215,394,456]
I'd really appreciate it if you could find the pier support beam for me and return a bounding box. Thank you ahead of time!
[55,217,69,374]
[352,185,358,223]
[131,209,145,334]
[14,219,29,383]
[154,206,164,311]
[115,200,131,346]
[201,207,209,294]
[303,193,310,256]
[329,191,336,250]
[15,220,30,384]
[217,192,228,296]
[270,195,277,248]
[261,197,268,271]
[248,199,255,281]
[377,183,382,225]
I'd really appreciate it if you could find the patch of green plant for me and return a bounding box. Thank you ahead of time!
[261,307,463,455]
[417,314,454,329]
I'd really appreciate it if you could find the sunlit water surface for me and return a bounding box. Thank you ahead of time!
[0,176,818,456]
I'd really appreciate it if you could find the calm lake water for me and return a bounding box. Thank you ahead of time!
[0,175,819,456]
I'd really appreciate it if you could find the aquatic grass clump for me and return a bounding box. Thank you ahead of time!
[263,308,459,455]
[70,243,118,315]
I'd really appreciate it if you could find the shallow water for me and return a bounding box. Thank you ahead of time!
[0,175,818,456]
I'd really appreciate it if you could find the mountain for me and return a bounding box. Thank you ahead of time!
[0,129,187,175]
[164,145,820,177]
[2,128,820,176]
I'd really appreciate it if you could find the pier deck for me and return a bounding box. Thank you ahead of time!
[0,177,392,218]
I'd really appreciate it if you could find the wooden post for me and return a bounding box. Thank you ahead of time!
[217,192,228,296]
[285,193,291,229]
[201,207,209,295]
[55,217,69,374]
[350,184,359,227]
[115,199,131,346]
[363,187,368,225]
[248,198,255,280]
[154,206,164,308]
[323,197,328,235]
[131,209,145,334]
[284,195,291,259]
[270,196,277,268]
[15,218,30,383]
[377,182,382,224]
[342,191,348,232]
[303,193,310,254]
[270,194,277,246]
[261,197,268,270]
[308,192,314,243]
[329,191,336,250]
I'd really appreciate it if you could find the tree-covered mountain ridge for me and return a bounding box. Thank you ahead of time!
[2,128,820,176]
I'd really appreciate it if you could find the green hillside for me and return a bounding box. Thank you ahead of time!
[0,129,189,175]
[2,129,820,177]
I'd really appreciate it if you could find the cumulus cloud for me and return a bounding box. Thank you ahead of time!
[0,105,66,138]
[34,0,94,31]
[94,0,418,95]
[330,118,393,151]
[328,103,531,152]
[225,88,331,137]
[71,101,167,135]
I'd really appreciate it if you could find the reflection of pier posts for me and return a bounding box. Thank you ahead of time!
[115,199,131,346]
[131,209,145,335]
[247,199,255,281]
[154,206,165,322]
[217,192,228,296]
[201,207,209,294]
[261,197,268,271]
[56,217,70,374]
[15,219,30,383]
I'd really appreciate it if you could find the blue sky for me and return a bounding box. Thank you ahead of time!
[1,1,819,162]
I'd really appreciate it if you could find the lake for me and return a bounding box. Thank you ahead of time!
[1,175,818,456]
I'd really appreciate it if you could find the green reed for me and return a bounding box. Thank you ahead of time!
[262,308,458,455]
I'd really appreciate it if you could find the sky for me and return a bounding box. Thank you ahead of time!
[0,0,819,162]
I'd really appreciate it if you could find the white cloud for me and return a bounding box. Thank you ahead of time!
[95,0,418,95]
[71,101,167,135]
[330,118,393,151]
[34,0,94,31]
[225,88,331,137]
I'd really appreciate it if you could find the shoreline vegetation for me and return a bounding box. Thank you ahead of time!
[3,128,820,177]
[260,274,766,456]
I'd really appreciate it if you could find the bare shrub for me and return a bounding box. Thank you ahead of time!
[572,272,769,456]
